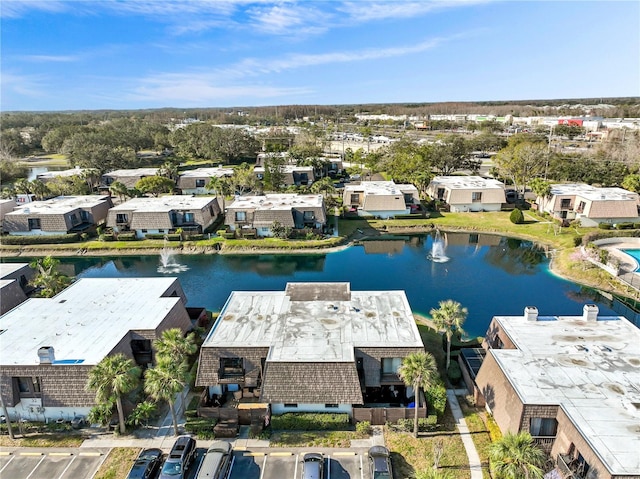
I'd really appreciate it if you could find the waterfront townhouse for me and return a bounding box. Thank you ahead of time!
[343,181,420,218]
[224,194,326,238]
[426,176,507,212]
[35,167,88,183]
[0,263,34,315]
[196,282,426,423]
[465,305,640,479]
[177,166,234,195]
[101,168,161,189]
[107,195,220,239]
[0,277,192,422]
[254,164,316,187]
[536,183,640,227]
[3,195,113,235]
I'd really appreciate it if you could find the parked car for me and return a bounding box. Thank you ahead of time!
[127,448,163,479]
[195,441,232,479]
[505,189,518,204]
[368,446,393,479]
[159,435,196,479]
[302,452,324,479]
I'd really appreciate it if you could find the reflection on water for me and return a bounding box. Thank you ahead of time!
[12,232,636,337]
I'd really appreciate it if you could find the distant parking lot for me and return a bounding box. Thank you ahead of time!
[0,448,109,479]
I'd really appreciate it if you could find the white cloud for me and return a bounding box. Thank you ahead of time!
[0,0,69,18]
[338,0,495,23]
[0,72,48,99]
[21,55,80,63]
[245,2,331,35]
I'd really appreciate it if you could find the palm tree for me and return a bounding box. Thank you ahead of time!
[29,256,71,298]
[154,328,197,363]
[310,176,336,199]
[158,161,178,181]
[29,180,49,200]
[144,361,187,436]
[206,175,232,211]
[430,300,468,370]
[398,351,438,437]
[108,181,128,202]
[489,431,546,479]
[86,354,141,434]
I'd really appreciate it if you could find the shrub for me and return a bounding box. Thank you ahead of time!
[426,381,447,418]
[185,417,217,438]
[598,223,613,230]
[573,236,583,247]
[270,413,349,431]
[393,416,438,432]
[185,234,204,241]
[447,362,462,385]
[116,232,137,241]
[616,222,634,230]
[144,233,181,241]
[355,420,372,436]
[99,233,115,242]
[0,233,79,245]
[509,208,524,224]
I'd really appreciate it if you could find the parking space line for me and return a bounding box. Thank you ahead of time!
[332,452,357,456]
[57,455,77,479]
[293,453,299,479]
[25,455,46,479]
[49,452,73,456]
[244,452,265,457]
[0,455,15,474]
[233,446,247,451]
[0,451,11,456]
[327,456,331,479]
[79,452,102,457]
[360,454,364,479]
[258,453,267,479]
[20,452,44,456]
[269,452,293,456]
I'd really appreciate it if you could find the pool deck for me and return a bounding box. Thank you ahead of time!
[593,237,640,292]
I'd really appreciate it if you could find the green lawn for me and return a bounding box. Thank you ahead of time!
[93,448,140,479]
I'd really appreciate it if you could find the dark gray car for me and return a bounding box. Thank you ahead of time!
[302,453,324,479]
[159,435,196,479]
[368,446,393,479]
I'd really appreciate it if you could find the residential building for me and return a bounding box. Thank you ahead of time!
[107,195,220,238]
[3,196,113,235]
[0,263,34,315]
[254,165,315,187]
[177,167,234,195]
[0,277,192,422]
[101,168,161,189]
[426,176,506,212]
[343,181,420,218]
[470,305,640,479]
[224,194,326,237]
[0,199,17,232]
[256,153,343,177]
[35,167,88,183]
[196,282,425,419]
[536,183,640,227]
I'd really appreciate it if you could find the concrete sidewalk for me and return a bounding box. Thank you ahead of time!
[447,389,484,479]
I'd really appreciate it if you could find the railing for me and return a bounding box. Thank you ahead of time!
[218,367,245,382]
[556,454,586,479]
[380,372,402,383]
[532,436,555,453]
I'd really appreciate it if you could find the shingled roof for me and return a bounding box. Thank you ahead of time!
[261,362,363,404]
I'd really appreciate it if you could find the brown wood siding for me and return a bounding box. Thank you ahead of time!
[355,347,424,388]
[196,347,270,387]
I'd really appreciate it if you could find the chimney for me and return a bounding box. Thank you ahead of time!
[38,346,55,364]
[524,306,538,321]
[583,304,599,322]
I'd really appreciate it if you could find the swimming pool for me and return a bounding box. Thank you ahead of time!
[623,249,640,271]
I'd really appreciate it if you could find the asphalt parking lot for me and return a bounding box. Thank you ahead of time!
[229,449,367,479]
[0,448,109,479]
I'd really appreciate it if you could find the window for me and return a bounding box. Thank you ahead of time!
[14,377,42,398]
[560,198,571,209]
[141,229,148,233]
[303,211,315,221]
[209,206,214,216]
[235,211,246,221]
[284,403,298,408]
[28,218,41,230]
[325,404,339,409]
[382,358,402,374]
[184,212,195,223]
[220,357,243,377]
[350,194,360,205]
[472,192,482,202]
[68,213,80,225]
[116,213,128,223]
[576,201,586,213]
[80,210,89,221]
[530,417,557,437]
[195,179,206,187]
[158,229,164,233]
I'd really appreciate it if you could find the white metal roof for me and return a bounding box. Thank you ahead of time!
[104,168,159,177]
[491,311,640,476]
[343,181,418,195]
[179,167,234,178]
[203,282,423,362]
[6,196,110,215]
[110,195,216,212]
[429,176,505,190]
[36,167,86,180]
[0,263,30,278]
[0,278,183,366]
[550,183,638,202]
[227,194,323,210]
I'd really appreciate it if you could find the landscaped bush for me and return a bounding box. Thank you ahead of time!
[615,222,635,230]
[0,233,80,245]
[116,232,137,241]
[145,233,181,241]
[573,236,583,247]
[393,415,438,432]
[270,413,350,431]
[355,420,372,436]
[509,208,524,224]
[598,223,613,230]
[447,362,462,385]
[99,233,115,241]
[184,234,204,241]
[185,417,217,438]
[425,382,447,419]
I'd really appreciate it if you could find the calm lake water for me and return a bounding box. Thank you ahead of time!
[15,232,638,338]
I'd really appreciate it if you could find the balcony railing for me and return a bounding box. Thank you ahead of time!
[532,436,555,453]
[380,372,402,383]
[557,454,586,479]
[218,367,245,383]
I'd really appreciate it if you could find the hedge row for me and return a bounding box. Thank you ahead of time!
[598,222,640,230]
[581,229,640,246]
[270,413,350,431]
[1,233,79,245]
[393,416,438,432]
[145,233,181,241]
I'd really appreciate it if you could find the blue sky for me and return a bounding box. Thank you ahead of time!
[1,0,638,111]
